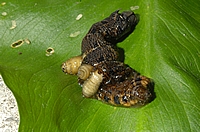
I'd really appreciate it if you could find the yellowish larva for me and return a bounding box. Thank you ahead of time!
[61,54,86,75]
[82,70,103,98]
[77,64,94,80]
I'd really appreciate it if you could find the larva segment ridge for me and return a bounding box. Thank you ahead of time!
[61,54,86,75]
[82,70,103,98]
[77,64,94,80]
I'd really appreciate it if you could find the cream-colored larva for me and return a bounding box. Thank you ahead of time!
[61,54,86,75]
[77,64,94,80]
[82,70,103,97]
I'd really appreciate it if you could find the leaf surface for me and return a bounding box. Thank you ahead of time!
[0,0,200,131]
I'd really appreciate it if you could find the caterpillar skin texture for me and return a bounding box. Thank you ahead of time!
[81,10,138,66]
[78,61,134,86]
[82,70,103,97]
[92,61,153,107]
[95,77,152,107]
[82,46,119,66]
[94,61,138,84]
[81,10,138,53]
[61,54,85,75]
[78,61,153,107]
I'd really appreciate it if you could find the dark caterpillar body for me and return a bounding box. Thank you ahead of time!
[94,61,138,84]
[96,77,152,107]
[77,61,154,107]
[82,46,119,66]
[78,61,135,86]
[81,10,138,66]
[62,10,154,107]
[82,10,137,52]
[93,61,153,107]
[99,10,137,42]
[81,33,110,54]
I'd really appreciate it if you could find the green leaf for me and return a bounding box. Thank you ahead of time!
[0,0,200,131]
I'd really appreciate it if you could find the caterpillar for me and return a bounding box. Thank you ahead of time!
[61,10,154,107]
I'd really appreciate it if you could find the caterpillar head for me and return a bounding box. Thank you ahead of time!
[130,85,152,105]
[103,10,138,42]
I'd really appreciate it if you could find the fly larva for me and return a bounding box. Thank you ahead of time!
[62,54,86,75]
[11,39,24,48]
[82,70,103,98]
[77,64,94,80]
